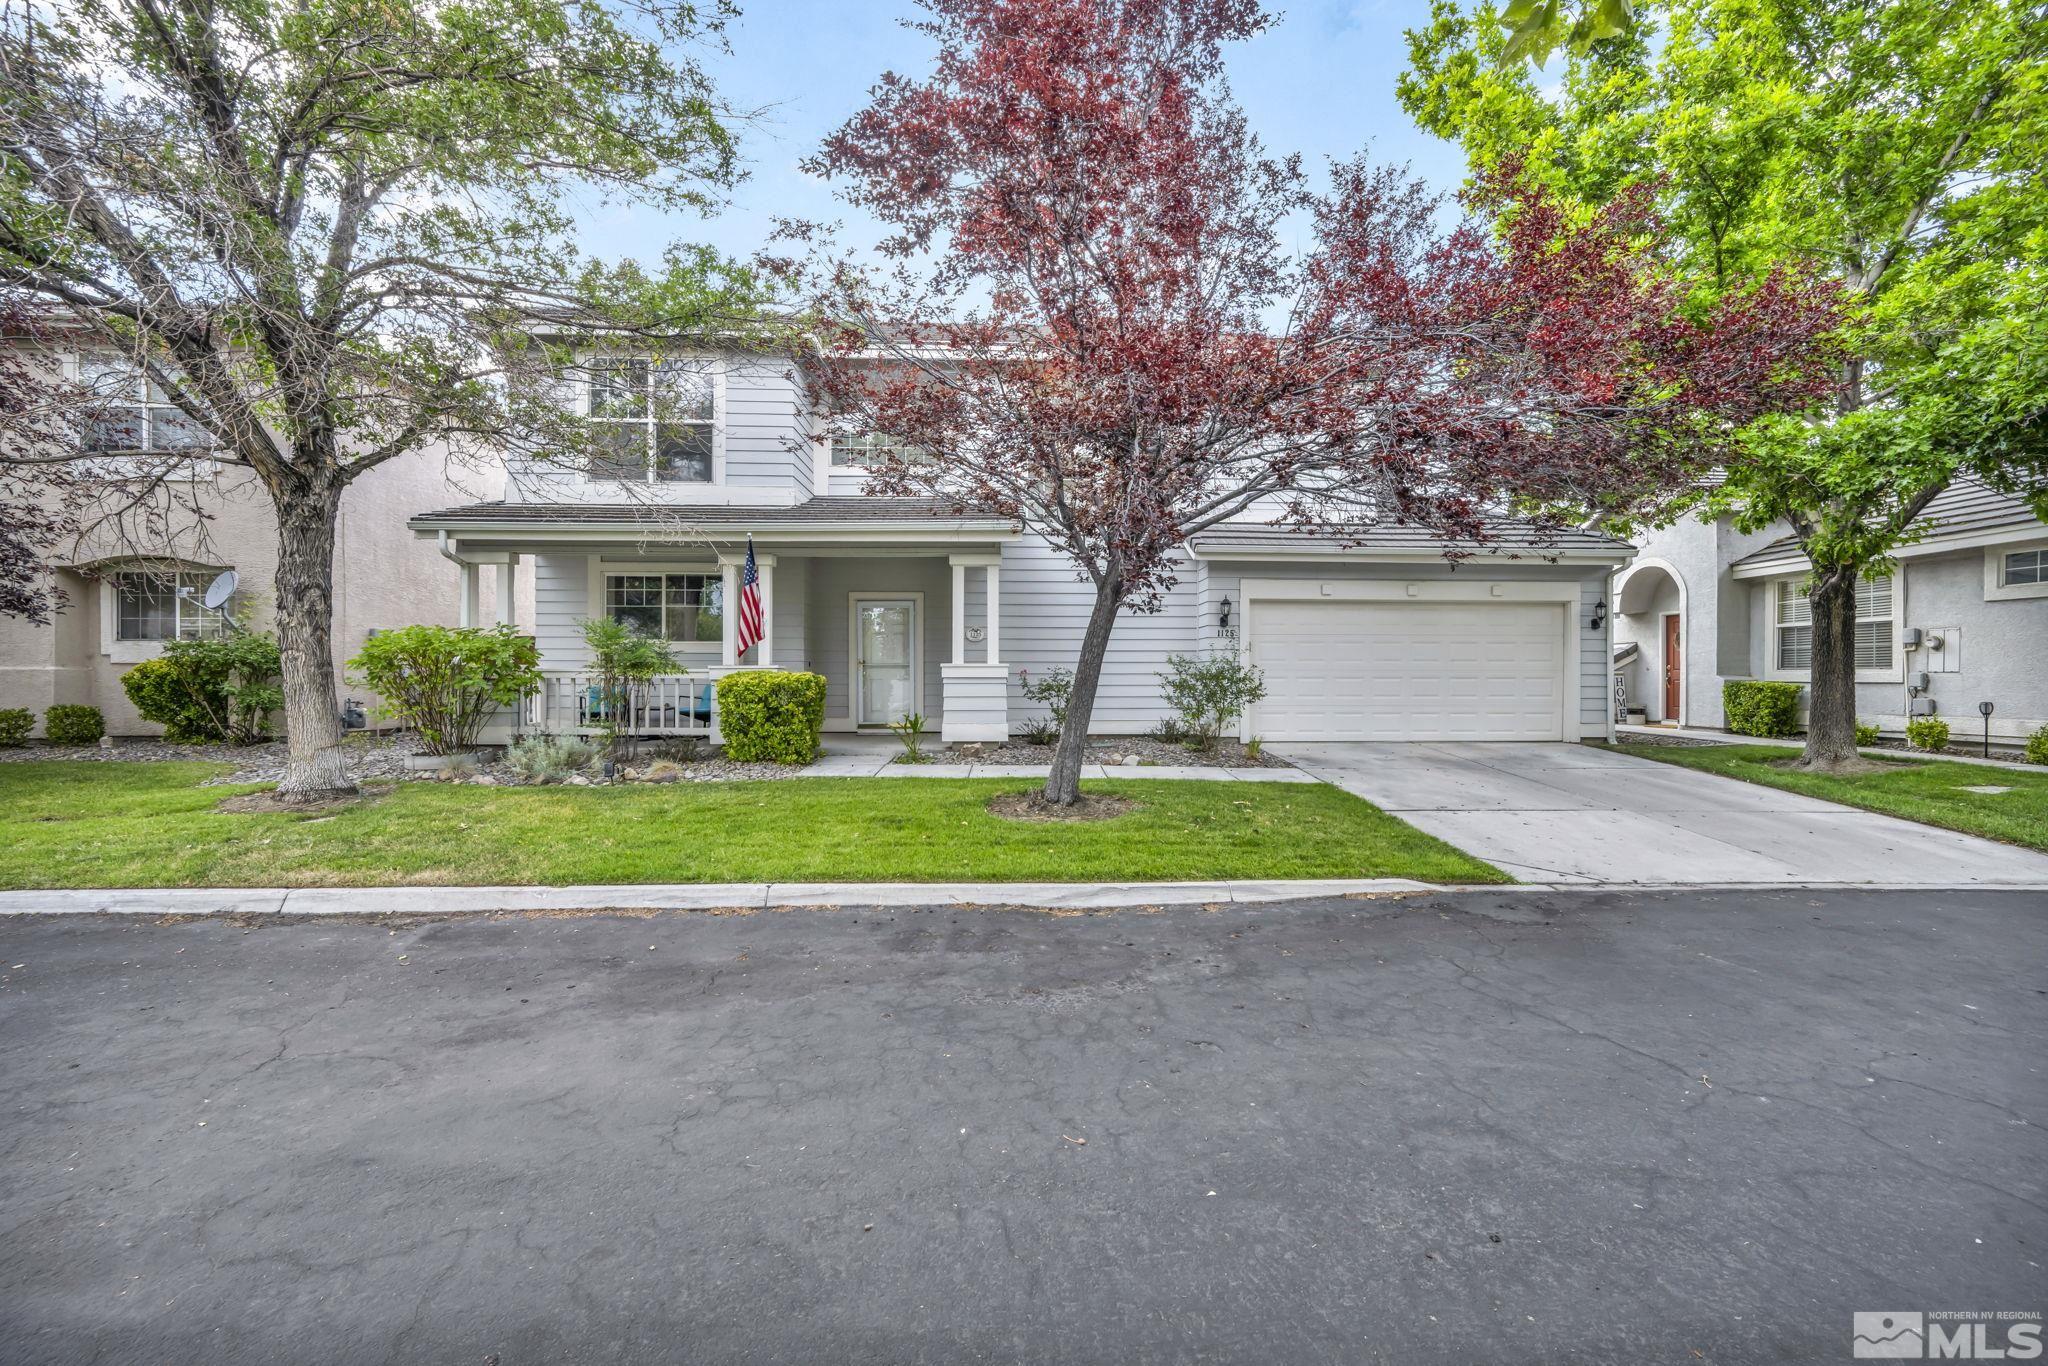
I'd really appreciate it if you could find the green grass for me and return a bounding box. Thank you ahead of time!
[1615,742,2048,853]
[0,762,1507,889]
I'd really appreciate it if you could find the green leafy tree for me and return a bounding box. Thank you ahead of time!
[0,0,774,799]
[1402,0,2048,769]
[578,616,678,756]
[350,624,542,756]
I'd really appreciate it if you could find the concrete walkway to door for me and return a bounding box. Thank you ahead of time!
[1276,741,2048,886]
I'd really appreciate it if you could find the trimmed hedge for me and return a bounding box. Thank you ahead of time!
[1906,715,1951,753]
[2028,725,2048,766]
[716,670,826,765]
[121,635,283,744]
[43,704,105,746]
[1723,680,1802,738]
[0,707,32,747]
[1853,721,1881,747]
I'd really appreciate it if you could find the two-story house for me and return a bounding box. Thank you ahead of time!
[1613,478,2048,744]
[0,346,511,736]
[410,350,1636,745]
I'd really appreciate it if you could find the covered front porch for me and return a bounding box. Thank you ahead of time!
[412,500,1021,744]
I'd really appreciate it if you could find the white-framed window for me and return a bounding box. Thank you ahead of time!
[1983,540,2048,601]
[114,569,231,641]
[604,573,723,644]
[1774,574,1892,671]
[829,431,923,467]
[79,356,208,454]
[585,357,715,483]
[2005,548,2046,585]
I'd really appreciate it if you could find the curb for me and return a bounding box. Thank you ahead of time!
[0,878,1443,917]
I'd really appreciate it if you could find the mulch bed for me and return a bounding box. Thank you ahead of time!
[986,791,1138,822]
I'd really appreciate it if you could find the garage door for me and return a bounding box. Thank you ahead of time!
[1250,599,1565,741]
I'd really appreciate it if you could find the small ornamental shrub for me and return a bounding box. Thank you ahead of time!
[349,624,541,756]
[578,616,679,753]
[716,670,826,764]
[121,634,283,743]
[43,704,104,746]
[0,708,32,747]
[1906,715,1951,753]
[1854,721,1881,747]
[1018,716,1059,746]
[2025,725,2048,766]
[1158,646,1266,751]
[1017,666,1074,730]
[1722,680,1803,738]
[890,711,930,763]
[505,733,596,782]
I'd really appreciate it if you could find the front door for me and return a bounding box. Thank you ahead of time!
[855,598,918,726]
[1662,613,1682,721]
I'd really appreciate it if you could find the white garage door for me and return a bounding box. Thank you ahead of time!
[1250,598,1566,742]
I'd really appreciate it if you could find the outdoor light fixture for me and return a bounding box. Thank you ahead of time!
[1979,700,1994,758]
[1590,598,1608,631]
[1219,595,1233,632]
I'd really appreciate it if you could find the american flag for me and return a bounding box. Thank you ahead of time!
[735,536,764,658]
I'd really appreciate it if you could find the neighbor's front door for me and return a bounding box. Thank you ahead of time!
[855,599,918,727]
[1662,613,1682,721]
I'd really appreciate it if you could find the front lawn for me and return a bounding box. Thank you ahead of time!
[1615,742,2048,853]
[0,762,1507,889]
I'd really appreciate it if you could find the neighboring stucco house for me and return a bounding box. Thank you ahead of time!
[1613,478,2048,744]
[0,346,513,736]
[409,349,1632,746]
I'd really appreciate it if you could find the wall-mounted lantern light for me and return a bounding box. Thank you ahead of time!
[1219,595,1233,632]
[1590,598,1608,631]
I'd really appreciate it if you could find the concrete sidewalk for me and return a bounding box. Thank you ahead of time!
[1617,723,2042,773]
[804,738,1315,781]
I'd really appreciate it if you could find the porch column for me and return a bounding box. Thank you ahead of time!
[984,561,1001,664]
[496,554,519,629]
[720,559,739,666]
[756,555,775,667]
[459,561,480,629]
[951,560,968,664]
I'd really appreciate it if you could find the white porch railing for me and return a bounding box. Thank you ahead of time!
[526,671,716,737]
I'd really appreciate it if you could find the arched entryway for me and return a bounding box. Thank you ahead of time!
[1613,558,1687,725]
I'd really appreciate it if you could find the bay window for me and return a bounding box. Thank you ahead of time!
[1774,574,1892,672]
[586,358,715,483]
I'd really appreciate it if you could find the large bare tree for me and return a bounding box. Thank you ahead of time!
[0,0,771,796]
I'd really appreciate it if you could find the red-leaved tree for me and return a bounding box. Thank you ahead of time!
[799,0,1843,805]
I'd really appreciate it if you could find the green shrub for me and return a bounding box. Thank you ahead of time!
[1854,721,1881,747]
[716,670,825,764]
[578,617,679,753]
[505,732,596,782]
[1906,715,1951,753]
[1159,646,1267,751]
[2026,725,2048,766]
[121,635,283,743]
[43,704,104,746]
[1723,680,1803,738]
[1017,666,1074,729]
[0,708,31,747]
[349,625,541,756]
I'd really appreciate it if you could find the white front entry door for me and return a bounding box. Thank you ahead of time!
[1250,598,1567,742]
[855,598,918,726]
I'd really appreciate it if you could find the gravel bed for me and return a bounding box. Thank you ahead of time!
[0,733,430,784]
[924,736,1281,768]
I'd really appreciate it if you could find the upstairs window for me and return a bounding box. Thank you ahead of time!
[80,357,208,454]
[115,569,230,641]
[829,431,925,466]
[1774,574,1892,671]
[585,358,714,483]
[604,573,723,644]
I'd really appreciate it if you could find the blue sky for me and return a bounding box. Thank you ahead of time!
[571,0,1468,269]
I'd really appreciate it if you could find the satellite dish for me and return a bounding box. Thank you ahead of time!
[202,569,238,610]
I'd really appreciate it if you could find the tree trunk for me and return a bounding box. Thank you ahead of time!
[1042,571,1125,806]
[1796,564,1861,771]
[270,474,356,800]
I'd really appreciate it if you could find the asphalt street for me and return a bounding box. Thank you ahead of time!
[1,888,2042,1364]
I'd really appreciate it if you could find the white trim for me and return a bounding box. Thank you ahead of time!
[1232,578,1579,743]
[1760,572,1904,685]
[1984,538,2048,602]
[410,524,1016,546]
[1613,556,1688,725]
[1192,543,1631,566]
[848,592,924,728]
[597,567,726,659]
[1735,521,2048,581]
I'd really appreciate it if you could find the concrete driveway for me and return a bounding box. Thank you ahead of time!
[1277,741,2048,885]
